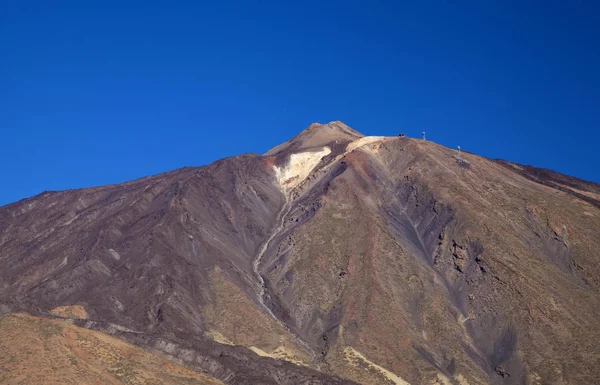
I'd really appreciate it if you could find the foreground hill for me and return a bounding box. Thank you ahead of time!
[1,122,599,384]
[0,313,223,385]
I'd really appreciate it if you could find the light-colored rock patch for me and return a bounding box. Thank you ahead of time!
[205,330,235,346]
[274,147,331,193]
[431,374,471,385]
[112,297,124,311]
[55,256,68,270]
[108,248,120,260]
[432,373,471,385]
[249,345,307,366]
[344,346,411,385]
[432,374,453,385]
[345,136,386,153]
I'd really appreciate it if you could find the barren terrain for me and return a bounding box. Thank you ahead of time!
[1,122,599,384]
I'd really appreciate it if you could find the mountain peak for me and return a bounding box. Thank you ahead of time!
[265,121,363,156]
[303,121,363,138]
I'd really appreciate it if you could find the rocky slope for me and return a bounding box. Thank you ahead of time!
[0,121,599,384]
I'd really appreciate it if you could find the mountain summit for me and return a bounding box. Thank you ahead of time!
[1,122,599,385]
[265,121,364,156]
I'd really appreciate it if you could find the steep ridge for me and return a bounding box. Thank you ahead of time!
[1,122,599,385]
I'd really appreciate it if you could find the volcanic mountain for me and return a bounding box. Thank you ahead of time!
[1,122,599,385]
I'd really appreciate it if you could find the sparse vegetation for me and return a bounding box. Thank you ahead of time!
[50,305,89,319]
[0,313,223,385]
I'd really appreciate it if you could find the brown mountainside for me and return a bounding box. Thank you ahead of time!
[1,122,599,385]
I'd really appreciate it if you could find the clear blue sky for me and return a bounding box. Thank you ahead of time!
[1,1,599,206]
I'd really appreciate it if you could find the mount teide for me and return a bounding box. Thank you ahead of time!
[1,122,599,385]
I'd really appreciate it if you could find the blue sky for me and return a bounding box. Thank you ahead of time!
[1,1,599,206]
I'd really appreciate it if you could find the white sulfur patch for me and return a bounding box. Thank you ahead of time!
[274,147,331,193]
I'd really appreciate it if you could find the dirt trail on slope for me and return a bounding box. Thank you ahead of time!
[252,192,291,319]
[252,191,317,360]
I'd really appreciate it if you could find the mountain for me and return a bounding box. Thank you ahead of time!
[1,121,599,385]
